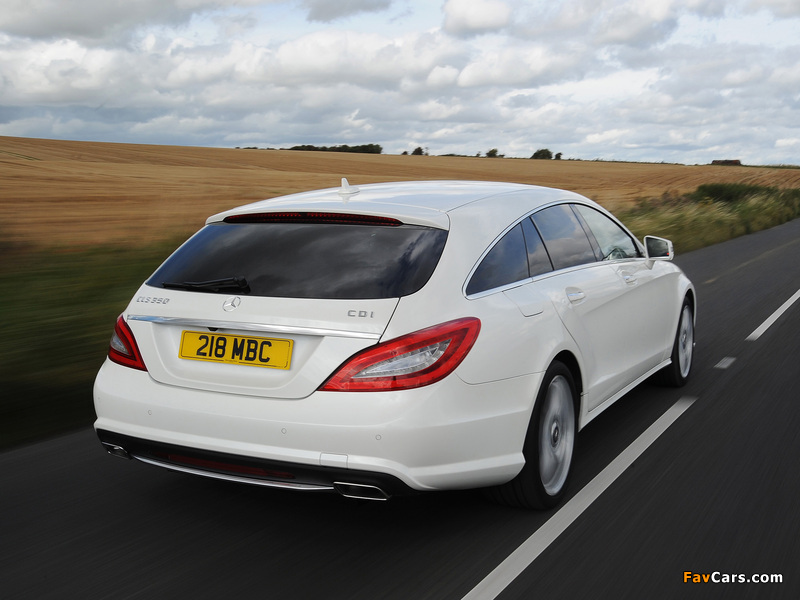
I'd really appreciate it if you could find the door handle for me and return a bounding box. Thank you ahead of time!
[620,271,637,285]
[567,290,585,303]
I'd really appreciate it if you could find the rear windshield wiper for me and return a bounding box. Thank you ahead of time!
[161,276,250,294]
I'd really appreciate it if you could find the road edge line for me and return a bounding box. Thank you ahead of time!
[746,288,800,341]
[462,396,697,600]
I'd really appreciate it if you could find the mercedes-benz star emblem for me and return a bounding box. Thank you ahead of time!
[223,296,242,312]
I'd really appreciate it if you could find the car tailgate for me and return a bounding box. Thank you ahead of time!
[124,285,397,399]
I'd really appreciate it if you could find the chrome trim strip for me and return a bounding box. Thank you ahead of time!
[133,455,335,492]
[127,315,381,340]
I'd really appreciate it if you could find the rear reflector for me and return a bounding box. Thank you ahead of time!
[156,453,296,480]
[320,317,480,392]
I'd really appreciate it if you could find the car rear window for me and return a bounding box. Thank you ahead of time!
[147,221,448,299]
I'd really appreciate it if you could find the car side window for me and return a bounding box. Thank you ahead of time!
[531,204,597,270]
[521,217,553,277]
[573,205,640,260]
[466,223,529,295]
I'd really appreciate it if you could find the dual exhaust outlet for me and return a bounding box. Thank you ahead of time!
[102,443,390,501]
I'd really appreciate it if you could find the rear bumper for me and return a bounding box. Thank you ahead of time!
[94,359,542,493]
[96,429,411,500]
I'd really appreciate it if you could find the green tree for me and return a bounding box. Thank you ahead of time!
[411,146,425,156]
[531,148,553,159]
[486,148,500,158]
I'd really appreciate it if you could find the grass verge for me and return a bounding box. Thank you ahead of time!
[2,183,799,451]
[619,185,800,252]
[0,241,180,450]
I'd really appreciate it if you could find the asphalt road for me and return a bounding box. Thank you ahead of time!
[3,219,799,600]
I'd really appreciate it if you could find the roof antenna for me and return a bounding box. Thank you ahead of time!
[338,178,360,201]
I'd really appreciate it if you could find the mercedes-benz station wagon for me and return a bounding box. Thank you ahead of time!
[94,180,695,508]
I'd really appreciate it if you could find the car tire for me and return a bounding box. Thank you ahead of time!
[487,361,577,509]
[655,299,694,387]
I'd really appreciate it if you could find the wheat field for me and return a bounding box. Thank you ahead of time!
[3,135,800,249]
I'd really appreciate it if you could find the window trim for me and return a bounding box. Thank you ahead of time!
[464,200,644,299]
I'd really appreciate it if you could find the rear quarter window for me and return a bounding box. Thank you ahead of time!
[465,219,553,296]
[465,223,529,295]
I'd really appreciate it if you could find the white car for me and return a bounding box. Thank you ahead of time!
[94,180,695,508]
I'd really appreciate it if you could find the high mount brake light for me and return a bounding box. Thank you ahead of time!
[223,212,403,226]
[108,315,147,371]
[320,318,481,392]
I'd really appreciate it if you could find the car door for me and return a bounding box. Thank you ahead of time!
[572,204,677,375]
[531,203,645,413]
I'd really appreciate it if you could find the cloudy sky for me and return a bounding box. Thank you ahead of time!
[1,0,799,164]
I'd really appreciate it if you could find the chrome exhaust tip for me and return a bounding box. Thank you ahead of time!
[333,482,390,501]
[102,443,132,460]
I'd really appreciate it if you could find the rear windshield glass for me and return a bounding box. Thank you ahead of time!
[147,221,448,299]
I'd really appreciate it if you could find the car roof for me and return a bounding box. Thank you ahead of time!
[209,180,590,229]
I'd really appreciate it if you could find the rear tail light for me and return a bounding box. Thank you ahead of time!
[108,315,147,371]
[320,318,480,392]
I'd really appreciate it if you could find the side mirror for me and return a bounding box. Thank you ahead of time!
[644,235,674,261]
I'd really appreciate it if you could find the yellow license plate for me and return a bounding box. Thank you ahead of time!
[179,331,293,370]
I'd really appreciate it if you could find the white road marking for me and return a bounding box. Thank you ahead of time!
[746,288,800,342]
[462,396,697,600]
[714,357,737,370]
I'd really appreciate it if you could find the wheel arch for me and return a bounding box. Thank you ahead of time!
[488,354,580,509]
[684,286,696,320]
[677,272,696,321]
[551,350,582,421]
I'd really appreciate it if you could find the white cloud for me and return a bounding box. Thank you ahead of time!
[301,0,392,22]
[443,0,513,37]
[775,138,800,148]
[747,0,800,17]
[0,0,799,164]
[265,28,465,89]
[457,44,583,87]
[0,0,270,43]
[426,65,460,88]
[721,65,768,87]
[417,99,463,120]
[591,1,680,46]
[585,128,633,145]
